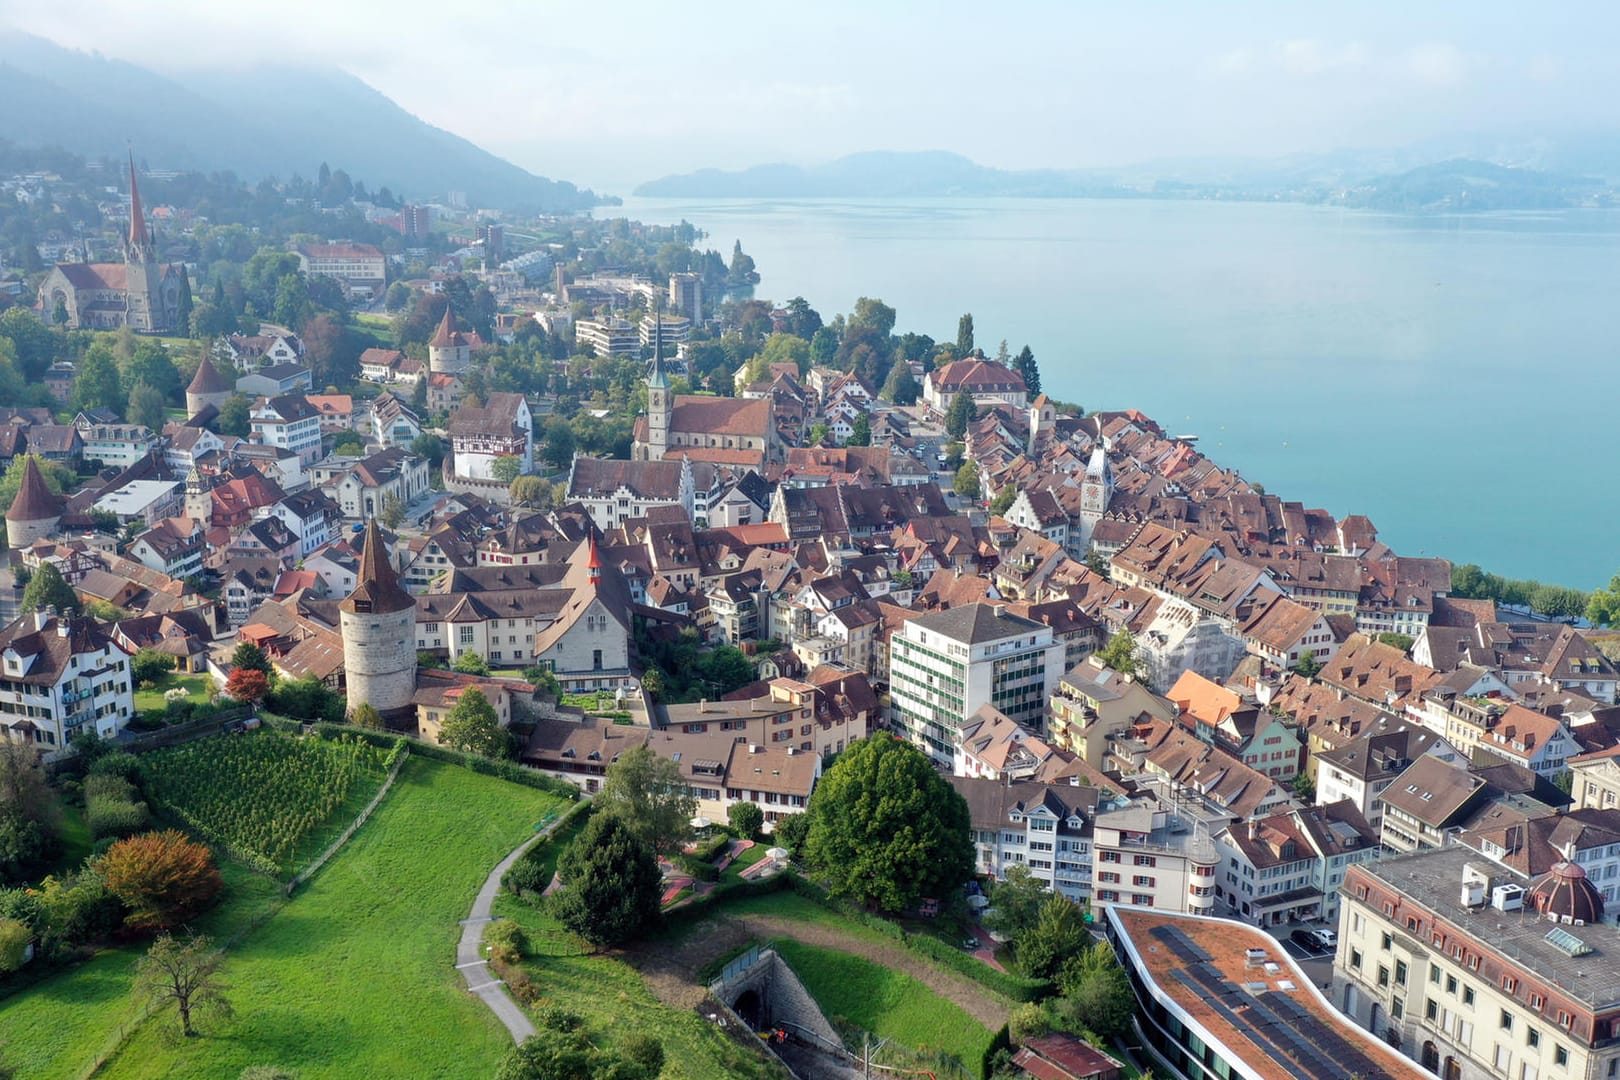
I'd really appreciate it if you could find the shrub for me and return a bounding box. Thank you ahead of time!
[0,916,32,972]
[675,853,720,882]
[621,1033,665,1077]
[87,751,143,784]
[1008,1002,1049,1043]
[503,857,550,897]
[35,871,122,956]
[86,796,151,841]
[485,920,527,964]
[497,959,541,1005]
[691,833,731,863]
[534,1003,583,1032]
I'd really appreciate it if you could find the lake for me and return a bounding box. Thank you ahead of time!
[614,195,1620,589]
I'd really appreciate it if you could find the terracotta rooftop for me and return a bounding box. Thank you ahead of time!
[1110,908,1428,1080]
[339,519,414,615]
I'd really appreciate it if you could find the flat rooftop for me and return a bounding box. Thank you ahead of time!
[1357,845,1620,1009]
[1111,907,1428,1080]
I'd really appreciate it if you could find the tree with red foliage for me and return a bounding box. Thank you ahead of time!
[96,829,223,931]
[225,666,270,705]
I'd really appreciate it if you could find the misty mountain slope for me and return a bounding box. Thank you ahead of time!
[0,32,600,211]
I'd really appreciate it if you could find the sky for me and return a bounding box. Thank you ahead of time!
[1,0,1615,193]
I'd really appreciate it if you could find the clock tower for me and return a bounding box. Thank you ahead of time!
[1078,442,1113,553]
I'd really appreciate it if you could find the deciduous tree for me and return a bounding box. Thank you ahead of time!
[802,736,972,913]
[225,667,270,705]
[98,830,223,931]
[216,395,253,437]
[1015,893,1088,981]
[452,649,490,676]
[596,744,696,856]
[131,648,175,687]
[351,703,384,730]
[20,563,77,616]
[550,812,662,946]
[1095,630,1142,681]
[1054,942,1135,1039]
[953,462,980,499]
[438,687,507,759]
[491,455,523,484]
[847,414,871,447]
[133,932,232,1037]
[0,741,59,883]
[728,802,764,840]
[126,381,168,431]
[983,863,1046,945]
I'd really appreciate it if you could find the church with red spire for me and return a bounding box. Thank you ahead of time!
[36,152,189,332]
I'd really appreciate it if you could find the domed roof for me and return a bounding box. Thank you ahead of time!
[187,354,233,394]
[1529,860,1605,925]
[5,456,64,524]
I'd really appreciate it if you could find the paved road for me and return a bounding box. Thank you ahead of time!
[456,806,582,1044]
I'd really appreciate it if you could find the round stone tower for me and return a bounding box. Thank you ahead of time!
[428,307,471,375]
[186,354,235,418]
[339,519,418,717]
[5,455,64,549]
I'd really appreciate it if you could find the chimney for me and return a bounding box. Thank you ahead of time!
[749,744,762,754]
[786,746,797,755]
[698,698,707,713]
[57,619,70,638]
[32,608,48,632]
[1248,820,1259,841]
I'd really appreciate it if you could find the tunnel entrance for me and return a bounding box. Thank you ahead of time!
[732,988,764,1029]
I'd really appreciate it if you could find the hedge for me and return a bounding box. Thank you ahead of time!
[691,832,732,863]
[675,853,720,883]
[661,872,793,931]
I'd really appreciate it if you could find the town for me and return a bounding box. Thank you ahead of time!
[1,149,1619,1080]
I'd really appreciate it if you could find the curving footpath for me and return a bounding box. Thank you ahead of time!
[457,806,582,1044]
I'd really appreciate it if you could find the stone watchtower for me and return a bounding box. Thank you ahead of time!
[428,307,471,375]
[5,456,64,549]
[1076,442,1114,553]
[186,354,234,418]
[339,519,418,718]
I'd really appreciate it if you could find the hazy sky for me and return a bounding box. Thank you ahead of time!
[2,0,1614,192]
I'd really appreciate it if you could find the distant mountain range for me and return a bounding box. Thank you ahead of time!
[637,146,1620,211]
[0,32,604,212]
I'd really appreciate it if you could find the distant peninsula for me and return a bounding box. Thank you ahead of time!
[636,149,1618,212]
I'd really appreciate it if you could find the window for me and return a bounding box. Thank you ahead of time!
[1392,997,1405,1020]
[1350,949,1362,971]
[1527,1029,1540,1048]
[1133,875,1155,887]
[1464,986,1475,1006]
[1431,965,1443,985]
[1378,965,1390,988]
[1555,1047,1568,1068]
[1427,999,1439,1022]
[1134,855,1157,867]
[1502,1011,1515,1032]
[1395,961,1408,986]
[458,626,474,645]
[1382,932,1393,951]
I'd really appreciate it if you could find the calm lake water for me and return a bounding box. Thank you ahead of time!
[615,195,1620,589]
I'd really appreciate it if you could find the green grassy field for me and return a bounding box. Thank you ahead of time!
[493,892,781,1080]
[97,758,563,1080]
[0,758,563,1080]
[132,672,212,715]
[771,939,995,1077]
[0,861,284,1080]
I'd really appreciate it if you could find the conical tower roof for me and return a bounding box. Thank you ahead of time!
[339,520,415,614]
[187,354,232,394]
[430,306,457,348]
[127,152,150,250]
[5,456,64,524]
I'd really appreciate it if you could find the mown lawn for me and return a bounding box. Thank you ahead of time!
[6,758,563,1080]
[493,893,782,1080]
[771,939,995,1077]
[0,861,284,1080]
[132,672,212,715]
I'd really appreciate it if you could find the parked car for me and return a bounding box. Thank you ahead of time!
[1290,928,1335,951]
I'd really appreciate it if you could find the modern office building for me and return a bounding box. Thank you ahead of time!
[887,602,1065,767]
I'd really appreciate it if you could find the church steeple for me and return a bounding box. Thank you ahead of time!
[643,297,670,462]
[126,152,154,261]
